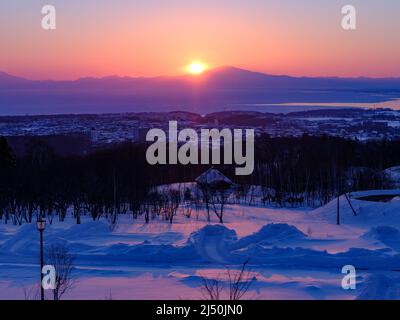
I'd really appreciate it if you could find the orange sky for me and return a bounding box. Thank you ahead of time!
[1,0,400,80]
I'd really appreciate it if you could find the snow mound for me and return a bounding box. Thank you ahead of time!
[383,166,400,187]
[233,245,400,269]
[80,225,239,264]
[55,221,111,239]
[312,192,400,226]
[103,242,202,263]
[358,274,400,300]
[233,223,307,249]
[362,226,400,251]
[0,229,11,241]
[0,223,68,254]
[0,221,111,255]
[188,225,237,264]
[188,225,237,246]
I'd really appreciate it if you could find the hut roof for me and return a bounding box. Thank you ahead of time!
[195,168,232,186]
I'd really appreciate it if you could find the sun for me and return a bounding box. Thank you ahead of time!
[186,61,208,75]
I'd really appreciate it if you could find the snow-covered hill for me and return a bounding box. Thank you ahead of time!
[1,190,400,300]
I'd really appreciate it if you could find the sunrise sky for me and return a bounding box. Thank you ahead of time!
[1,0,399,80]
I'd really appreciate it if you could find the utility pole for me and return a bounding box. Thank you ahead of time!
[113,168,117,224]
[344,193,357,216]
[36,217,46,300]
[336,195,340,225]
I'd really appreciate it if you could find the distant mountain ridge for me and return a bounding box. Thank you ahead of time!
[1,67,400,115]
[1,67,400,90]
[0,72,32,85]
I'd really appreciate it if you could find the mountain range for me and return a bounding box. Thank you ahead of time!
[1,67,400,115]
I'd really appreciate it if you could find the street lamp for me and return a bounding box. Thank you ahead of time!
[36,217,46,301]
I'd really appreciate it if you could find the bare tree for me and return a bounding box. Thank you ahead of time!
[23,285,40,300]
[227,260,254,300]
[46,244,75,300]
[201,277,223,300]
[200,186,212,222]
[105,289,113,300]
[209,188,229,223]
[200,261,255,300]
[199,184,231,223]
[164,190,180,224]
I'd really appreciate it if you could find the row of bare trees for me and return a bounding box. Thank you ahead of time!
[2,135,400,226]
[142,190,181,224]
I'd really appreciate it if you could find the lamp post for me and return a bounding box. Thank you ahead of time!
[36,217,46,301]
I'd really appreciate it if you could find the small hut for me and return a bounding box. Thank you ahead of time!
[195,168,234,223]
[195,167,233,189]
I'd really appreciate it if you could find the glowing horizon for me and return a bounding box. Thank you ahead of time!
[1,0,400,80]
[185,61,209,75]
